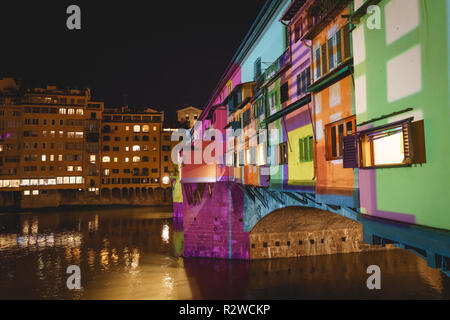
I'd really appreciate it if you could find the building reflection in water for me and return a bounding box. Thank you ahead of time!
[0,207,449,299]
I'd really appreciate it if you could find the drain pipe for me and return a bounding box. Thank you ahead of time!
[302,38,318,181]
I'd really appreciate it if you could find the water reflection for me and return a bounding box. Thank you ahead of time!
[0,207,449,300]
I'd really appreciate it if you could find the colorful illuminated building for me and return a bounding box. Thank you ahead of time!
[349,0,450,231]
[175,0,450,272]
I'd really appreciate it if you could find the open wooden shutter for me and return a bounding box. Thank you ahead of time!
[410,120,427,164]
[343,134,359,168]
[402,122,412,162]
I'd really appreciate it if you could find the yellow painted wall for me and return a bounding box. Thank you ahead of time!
[288,124,315,185]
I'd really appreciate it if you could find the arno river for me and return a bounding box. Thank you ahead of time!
[0,206,449,300]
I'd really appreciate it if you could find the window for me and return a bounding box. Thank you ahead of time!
[314,48,321,80]
[102,156,110,163]
[346,120,427,169]
[279,142,288,165]
[142,125,149,132]
[299,136,314,162]
[280,82,289,104]
[297,67,311,97]
[133,156,140,163]
[294,19,302,42]
[254,57,262,81]
[133,125,141,133]
[314,25,350,80]
[269,90,279,112]
[226,80,232,96]
[325,116,356,160]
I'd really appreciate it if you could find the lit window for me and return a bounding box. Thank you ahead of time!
[67,132,75,138]
[133,145,140,152]
[104,169,110,176]
[68,108,75,115]
[125,126,130,131]
[162,176,170,185]
[153,126,157,131]
[125,157,129,163]
[114,157,118,163]
[64,177,70,184]
[32,190,39,196]
[142,125,150,132]
[75,132,83,139]
[59,108,66,114]
[133,156,141,163]
[42,131,47,137]
[90,155,96,163]
[24,190,30,196]
[76,166,82,172]
[67,166,74,172]
[76,109,84,115]
[58,154,63,161]
[133,125,141,133]
[50,131,55,137]
[41,155,46,162]
[76,177,83,184]
[50,155,55,162]
[102,156,110,163]
[59,131,64,138]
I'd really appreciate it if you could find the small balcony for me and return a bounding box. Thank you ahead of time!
[259,49,291,86]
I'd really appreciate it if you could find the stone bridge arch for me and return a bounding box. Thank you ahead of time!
[240,186,359,233]
[248,206,365,260]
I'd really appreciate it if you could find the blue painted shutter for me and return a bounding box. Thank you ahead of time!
[343,135,359,168]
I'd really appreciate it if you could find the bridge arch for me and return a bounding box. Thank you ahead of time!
[249,206,364,260]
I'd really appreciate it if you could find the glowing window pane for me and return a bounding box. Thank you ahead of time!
[373,131,405,166]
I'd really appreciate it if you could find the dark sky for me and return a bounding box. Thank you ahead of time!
[0,0,267,120]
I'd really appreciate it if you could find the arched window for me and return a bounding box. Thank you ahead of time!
[133,145,140,152]
[133,125,141,133]
[142,125,150,132]
[133,156,141,163]
[102,156,110,163]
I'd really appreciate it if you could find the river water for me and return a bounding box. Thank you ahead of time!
[0,206,449,300]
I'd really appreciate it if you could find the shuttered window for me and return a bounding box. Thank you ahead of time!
[280,82,289,104]
[254,57,262,81]
[315,48,321,80]
[299,135,314,162]
[326,116,356,160]
[357,120,426,168]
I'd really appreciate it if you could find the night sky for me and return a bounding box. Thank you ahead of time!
[0,0,267,120]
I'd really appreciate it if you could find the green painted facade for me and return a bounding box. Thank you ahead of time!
[354,0,450,230]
